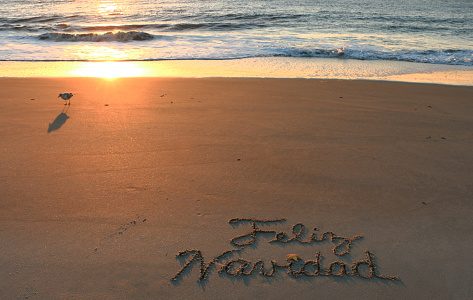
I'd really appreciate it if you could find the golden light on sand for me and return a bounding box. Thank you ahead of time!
[70,62,149,78]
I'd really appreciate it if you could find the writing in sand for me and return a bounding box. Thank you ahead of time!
[171,218,399,283]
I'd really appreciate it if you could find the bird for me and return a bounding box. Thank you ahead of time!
[58,93,74,105]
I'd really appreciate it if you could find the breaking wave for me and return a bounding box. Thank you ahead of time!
[37,31,155,42]
[272,48,473,66]
[1,1,471,66]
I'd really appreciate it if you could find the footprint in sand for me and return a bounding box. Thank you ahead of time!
[125,186,147,192]
[115,217,147,235]
[94,216,148,253]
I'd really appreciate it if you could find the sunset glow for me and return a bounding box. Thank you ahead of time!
[98,0,118,14]
[70,62,149,78]
[0,0,472,299]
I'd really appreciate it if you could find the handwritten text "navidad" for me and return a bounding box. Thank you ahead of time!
[171,218,399,283]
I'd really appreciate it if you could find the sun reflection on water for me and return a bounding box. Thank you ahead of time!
[98,0,118,14]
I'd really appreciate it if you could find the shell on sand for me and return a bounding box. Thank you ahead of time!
[287,254,301,261]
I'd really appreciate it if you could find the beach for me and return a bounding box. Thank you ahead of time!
[0,77,472,299]
[1,59,473,86]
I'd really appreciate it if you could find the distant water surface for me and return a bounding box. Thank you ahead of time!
[0,0,472,65]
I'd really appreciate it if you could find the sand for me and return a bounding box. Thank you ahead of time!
[0,78,472,299]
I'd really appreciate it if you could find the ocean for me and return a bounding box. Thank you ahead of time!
[0,0,472,65]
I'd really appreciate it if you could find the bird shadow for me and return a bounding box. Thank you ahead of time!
[47,106,70,133]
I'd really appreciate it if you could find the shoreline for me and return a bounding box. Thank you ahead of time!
[1,57,472,86]
[0,76,469,88]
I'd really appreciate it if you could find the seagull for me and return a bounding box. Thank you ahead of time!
[58,93,74,105]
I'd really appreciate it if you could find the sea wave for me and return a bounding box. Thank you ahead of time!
[200,13,307,22]
[0,15,81,24]
[79,22,271,31]
[37,31,155,42]
[272,48,473,66]
[3,22,272,33]
[5,42,472,65]
[0,12,306,33]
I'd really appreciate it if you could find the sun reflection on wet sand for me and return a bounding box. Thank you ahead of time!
[0,59,472,86]
[70,62,150,79]
[79,46,131,61]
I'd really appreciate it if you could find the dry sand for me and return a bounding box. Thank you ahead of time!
[0,78,472,299]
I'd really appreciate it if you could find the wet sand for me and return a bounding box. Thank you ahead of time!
[1,59,472,86]
[0,78,472,299]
